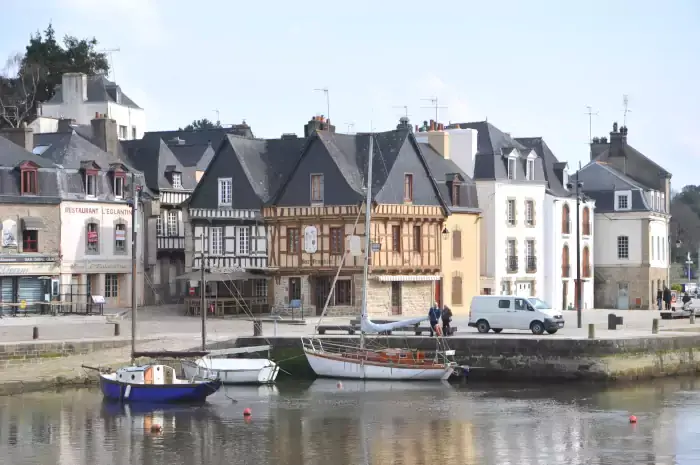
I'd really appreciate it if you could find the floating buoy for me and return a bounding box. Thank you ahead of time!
[337,381,343,389]
[243,408,252,417]
[150,424,162,433]
[629,415,637,424]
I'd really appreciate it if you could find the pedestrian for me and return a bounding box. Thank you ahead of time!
[656,289,663,311]
[682,292,692,311]
[663,287,672,310]
[428,302,441,337]
[441,304,453,336]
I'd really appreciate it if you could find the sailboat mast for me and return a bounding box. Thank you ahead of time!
[130,175,139,364]
[201,233,207,351]
[360,134,374,350]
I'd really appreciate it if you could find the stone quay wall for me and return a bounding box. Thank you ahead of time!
[0,338,132,369]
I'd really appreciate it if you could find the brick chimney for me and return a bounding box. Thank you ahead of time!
[91,114,118,155]
[396,116,412,132]
[304,115,336,137]
[609,121,628,155]
[0,123,34,152]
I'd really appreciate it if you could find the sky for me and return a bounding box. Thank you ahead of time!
[2,0,699,187]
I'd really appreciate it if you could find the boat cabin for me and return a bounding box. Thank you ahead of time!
[115,365,177,384]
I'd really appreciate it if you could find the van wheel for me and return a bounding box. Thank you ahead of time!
[546,329,558,334]
[492,329,503,334]
[476,320,491,333]
[530,321,545,335]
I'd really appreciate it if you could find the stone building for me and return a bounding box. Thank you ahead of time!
[574,123,671,309]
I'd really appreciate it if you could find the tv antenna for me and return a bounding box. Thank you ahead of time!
[421,97,447,122]
[213,110,220,124]
[345,122,355,133]
[622,94,631,126]
[314,88,330,122]
[393,105,410,119]
[99,48,121,82]
[584,105,599,143]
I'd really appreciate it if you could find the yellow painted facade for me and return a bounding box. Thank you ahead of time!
[440,211,480,314]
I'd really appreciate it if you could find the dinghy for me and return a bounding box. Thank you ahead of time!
[182,345,280,384]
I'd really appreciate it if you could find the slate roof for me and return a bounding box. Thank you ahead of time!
[45,74,140,108]
[0,136,57,168]
[168,142,215,171]
[122,135,195,192]
[39,131,136,171]
[572,162,652,213]
[515,137,571,197]
[0,136,60,204]
[446,121,546,183]
[419,143,479,211]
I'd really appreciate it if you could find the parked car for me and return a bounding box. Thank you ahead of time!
[468,296,565,335]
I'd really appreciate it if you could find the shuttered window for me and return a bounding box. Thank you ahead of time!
[452,230,462,259]
[451,275,463,306]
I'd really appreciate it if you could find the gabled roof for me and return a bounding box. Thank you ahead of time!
[45,74,140,108]
[515,137,571,197]
[123,135,195,191]
[168,142,216,171]
[419,143,479,210]
[573,161,652,213]
[447,121,546,183]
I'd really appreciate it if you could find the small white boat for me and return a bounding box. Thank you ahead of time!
[181,345,280,385]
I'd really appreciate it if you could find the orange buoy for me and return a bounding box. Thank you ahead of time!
[337,381,343,389]
[150,424,162,433]
[243,408,252,417]
[629,415,637,424]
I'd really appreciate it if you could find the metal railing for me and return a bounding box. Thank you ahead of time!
[526,256,537,273]
[507,256,518,273]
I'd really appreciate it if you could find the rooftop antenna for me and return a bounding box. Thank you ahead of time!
[584,105,599,143]
[213,110,220,125]
[314,88,330,122]
[98,48,121,82]
[393,105,410,119]
[622,94,631,126]
[421,97,447,122]
[345,122,355,134]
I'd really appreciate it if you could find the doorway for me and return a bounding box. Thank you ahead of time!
[391,282,402,315]
[562,281,568,310]
[617,283,630,310]
[315,276,331,316]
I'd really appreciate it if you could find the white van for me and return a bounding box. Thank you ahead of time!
[468,296,565,335]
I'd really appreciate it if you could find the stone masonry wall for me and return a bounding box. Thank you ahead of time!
[0,339,131,369]
[0,204,60,254]
[595,266,661,309]
[366,280,432,317]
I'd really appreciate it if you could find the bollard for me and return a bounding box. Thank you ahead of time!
[588,324,595,339]
[691,314,696,325]
[32,326,39,340]
[253,319,263,337]
[273,319,278,337]
[652,318,659,334]
[114,323,120,336]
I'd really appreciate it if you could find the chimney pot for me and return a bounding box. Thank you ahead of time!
[429,120,435,131]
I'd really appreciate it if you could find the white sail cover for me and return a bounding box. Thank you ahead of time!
[360,314,429,333]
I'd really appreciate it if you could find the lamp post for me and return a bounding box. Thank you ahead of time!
[567,180,584,329]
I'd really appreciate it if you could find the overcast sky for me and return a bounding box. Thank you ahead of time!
[2,0,699,188]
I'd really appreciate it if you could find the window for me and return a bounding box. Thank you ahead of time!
[330,227,343,255]
[617,194,629,210]
[498,299,510,309]
[507,158,516,180]
[582,207,591,235]
[526,239,536,272]
[86,173,97,197]
[114,174,125,198]
[167,211,178,236]
[452,183,460,206]
[254,279,267,297]
[651,235,655,260]
[392,225,401,252]
[452,230,462,259]
[218,178,232,206]
[287,228,300,253]
[211,227,223,255]
[404,174,413,202]
[562,245,570,277]
[22,230,38,252]
[617,235,629,259]
[114,223,126,253]
[86,222,99,253]
[238,227,250,255]
[288,277,301,301]
[412,225,421,252]
[526,159,535,181]
[507,199,515,225]
[21,168,38,195]
[119,125,128,139]
[132,127,137,140]
[507,239,517,272]
[335,280,352,305]
[525,200,534,226]
[172,173,182,189]
[105,274,118,298]
[661,193,666,212]
[310,174,324,203]
[562,204,571,234]
[451,275,463,306]
[156,215,163,236]
[582,246,591,277]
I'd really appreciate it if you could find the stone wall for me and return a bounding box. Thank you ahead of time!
[595,265,657,309]
[366,280,432,316]
[0,338,131,369]
[0,204,60,254]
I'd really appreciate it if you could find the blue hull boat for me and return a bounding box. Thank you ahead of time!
[99,364,221,403]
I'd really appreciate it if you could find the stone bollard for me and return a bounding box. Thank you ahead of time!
[691,314,696,325]
[652,318,659,334]
[253,319,263,337]
[588,324,595,339]
[32,326,39,340]
[114,323,120,336]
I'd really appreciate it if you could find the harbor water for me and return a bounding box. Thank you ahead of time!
[1,378,700,465]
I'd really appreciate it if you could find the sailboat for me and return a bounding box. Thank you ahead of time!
[301,134,457,381]
[98,183,222,403]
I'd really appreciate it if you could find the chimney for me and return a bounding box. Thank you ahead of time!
[61,72,88,102]
[396,117,412,132]
[58,118,76,133]
[429,120,435,131]
[91,115,118,155]
[0,123,34,152]
[304,115,336,137]
[609,121,628,155]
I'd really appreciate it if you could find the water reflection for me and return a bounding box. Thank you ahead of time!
[0,379,699,464]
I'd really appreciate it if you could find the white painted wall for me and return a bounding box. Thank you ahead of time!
[28,117,59,134]
[444,128,478,178]
[595,213,644,266]
[649,218,669,268]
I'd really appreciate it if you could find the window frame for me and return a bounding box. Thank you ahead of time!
[310,173,324,204]
[218,178,232,207]
[526,158,535,181]
[287,228,300,254]
[113,173,125,198]
[412,225,421,252]
[172,172,182,189]
[20,167,38,195]
[22,229,38,252]
[330,227,344,255]
[525,200,534,226]
[452,229,462,259]
[617,235,629,259]
[451,275,463,306]
[391,225,401,252]
[167,210,178,237]
[86,221,99,254]
[114,222,127,254]
[211,227,223,255]
[403,174,413,202]
[507,157,516,180]
[237,226,250,255]
[507,199,516,225]
[334,279,352,306]
[85,171,98,198]
[105,274,119,298]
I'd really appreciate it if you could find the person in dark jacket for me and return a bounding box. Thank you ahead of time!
[441,305,453,336]
[663,287,672,310]
[682,292,692,310]
[428,303,441,337]
[657,289,663,311]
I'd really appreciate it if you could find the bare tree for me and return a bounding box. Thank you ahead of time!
[0,54,44,128]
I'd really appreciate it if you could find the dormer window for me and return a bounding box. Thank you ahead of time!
[507,157,516,180]
[172,172,182,189]
[452,182,461,206]
[19,161,39,195]
[526,159,535,181]
[86,172,97,197]
[113,172,126,198]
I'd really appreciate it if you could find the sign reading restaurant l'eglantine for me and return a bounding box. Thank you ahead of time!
[64,206,132,216]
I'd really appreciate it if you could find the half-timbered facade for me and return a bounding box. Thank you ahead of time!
[265,117,450,317]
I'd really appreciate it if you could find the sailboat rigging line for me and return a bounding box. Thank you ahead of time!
[218,275,272,347]
[314,206,364,332]
[359,134,375,351]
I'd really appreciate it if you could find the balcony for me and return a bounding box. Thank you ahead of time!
[506,255,518,273]
[157,236,185,250]
[582,222,592,236]
[562,264,571,277]
[526,256,537,273]
[583,264,592,278]
[562,220,571,235]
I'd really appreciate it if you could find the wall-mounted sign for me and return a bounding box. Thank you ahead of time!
[348,235,362,256]
[0,263,59,275]
[64,261,132,273]
[304,226,318,254]
[0,255,56,263]
[64,206,132,216]
[1,219,17,247]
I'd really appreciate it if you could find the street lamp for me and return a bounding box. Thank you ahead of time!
[567,180,584,329]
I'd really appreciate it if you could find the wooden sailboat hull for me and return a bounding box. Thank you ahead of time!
[304,349,454,380]
[181,358,280,384]
[99,373,221,403]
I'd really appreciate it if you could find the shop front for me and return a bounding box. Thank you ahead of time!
[0,256,60,315]
[61,260,139,308]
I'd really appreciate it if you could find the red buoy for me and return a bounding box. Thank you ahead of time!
[243,408,252,417]
[150,424,162,433]
[629,415,637,424]
[337,381,343,389]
